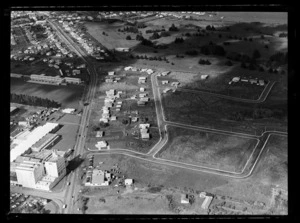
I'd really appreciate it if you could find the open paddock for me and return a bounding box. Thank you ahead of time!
[156,125,258,173]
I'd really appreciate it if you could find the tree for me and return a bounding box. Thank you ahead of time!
[149,32,160,40]
[264,45,269,49]
[218,34,222,38]
[225,60,233,66]
[126,35,131,40]
[259,66,265,72]
[99,122,109,128]
[241,62,247,69]
[169,23,179,31]
[252,49,261,60]
[261,35,265,39]
[268,68,273,73]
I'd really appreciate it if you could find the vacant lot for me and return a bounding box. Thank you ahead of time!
[84,21,140,50]
[11,60,61,76]
[10,77,84,109]
[161,89,287,135]
[156,126,257,172]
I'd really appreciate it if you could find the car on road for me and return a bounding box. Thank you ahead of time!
[67,182,71,186]
[63,204,67,208]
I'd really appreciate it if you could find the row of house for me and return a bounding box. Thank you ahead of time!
[229,76,265,86]
[124,66,154,75]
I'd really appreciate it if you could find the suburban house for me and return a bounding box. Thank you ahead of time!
[201,74,209,80]
[181,194,190,204]
[162,80,169,85]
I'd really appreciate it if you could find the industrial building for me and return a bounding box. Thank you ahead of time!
[29,74,64,85]
[11,149,67,191]
[10,122,60,162]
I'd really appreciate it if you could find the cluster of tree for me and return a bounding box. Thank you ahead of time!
[278,32,287,38]
[185,32,191,37]
[99,121,109,128]
[227,52,252,63]
[224,60,233,66]
[136,22,147,28]
[227,35,253,41]
[118,26,139,33]
[169,23,179,31]
[198,59,211,65]
[135,34,154,46]
[153,44,168,49]
[174,37,184,43]
[200,43,226,56]
[185,50,198,56]
[131,54,167,61]
[192,32,207,37]
[223,42,231,46]
[228,108,285,121]
[10,93,61,108]
[30,24,46,33]
[176,54,185,58]
[126,35,131,40]
[160,31,171,37]
[149,32,161,40]
[268,52,288,66]
[145,28,165,33]
[206,25,216,31]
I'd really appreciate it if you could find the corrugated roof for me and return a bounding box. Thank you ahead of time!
[10,123,59,162]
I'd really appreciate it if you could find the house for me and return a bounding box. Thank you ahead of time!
[181,194,190,204]
[140,87,145,92]
[139,93,147,98]
[201,74,208,80]
[163,88,171,93]
[72,69,81,75]
[138,77,147,84]
[259,80,265,86]
[199,192,206,198]
[146,69,154,74]
[171,82,180,87]
[130,95,137,100]
[110,116,117,121]
[124,66,132,71]
[125,179,133,186]
[100,118,109,123]
[140,97,149,102]
[161,71,170,76]
[139,123,150,129]
[140,128,148,134]
[131,67,138,72]
[141,68,148,72]
[162,80,169,85]
[232,77,240,82]
[96,131,104,138]
[241,78,248,82]
[137,101,146,106]
[108,71,115,76]
[141,133,150,140]
[201,196,213,209]
[131,117,138,122]
[95,141,108,150]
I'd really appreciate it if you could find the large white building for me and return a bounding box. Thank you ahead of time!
[64,77,82,84]
[29,74,64,85]
[15,159,44,189]
[10,122,60,162]
[11,150,67,191]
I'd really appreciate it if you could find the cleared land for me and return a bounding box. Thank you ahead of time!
[10,77,84,109]
[161,89,287,134]
[84,21,140,50]
[156,126,257,172]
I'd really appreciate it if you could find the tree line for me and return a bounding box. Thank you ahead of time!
[10,93,61,108]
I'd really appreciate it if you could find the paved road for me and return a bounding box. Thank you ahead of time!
[47,19,99,214]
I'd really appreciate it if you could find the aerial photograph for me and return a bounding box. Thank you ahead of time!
[9,9,287,216]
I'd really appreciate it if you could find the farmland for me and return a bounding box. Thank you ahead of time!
[161,89,287,134]
[10,77,84,109]
[84,21,140,50]
[156,126,257,172]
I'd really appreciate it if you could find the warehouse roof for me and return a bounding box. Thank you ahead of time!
[10,123,59,162]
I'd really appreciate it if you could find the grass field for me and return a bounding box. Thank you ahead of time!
[252,134,287,189]
[84,21,140,50]
[11,60,61,76]
[10,77,84,109]
[161,89,287,134]
[156,126,257,172]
